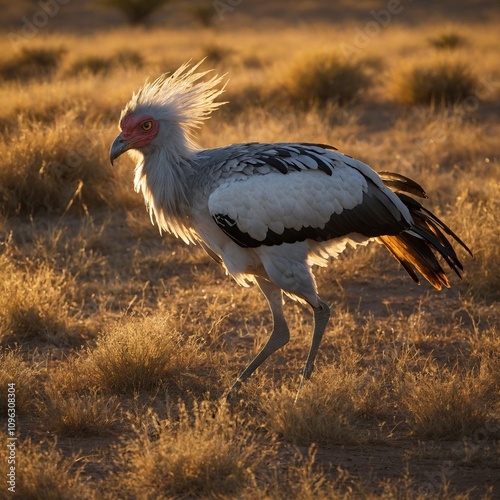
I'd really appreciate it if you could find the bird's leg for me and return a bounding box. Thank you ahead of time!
[295,298,330,402]
[226,278,290,402]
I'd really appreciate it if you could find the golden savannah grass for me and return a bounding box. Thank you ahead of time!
[0,1,498,498]
[41,387,121,437]
[79,314,215,395]
[115,401,267,498]
[392,57,479,106]
[0,438,91,500]
[0,348,37,416]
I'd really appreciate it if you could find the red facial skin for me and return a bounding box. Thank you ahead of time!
[120,113,159,148]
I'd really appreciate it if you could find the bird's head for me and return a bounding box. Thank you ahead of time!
[109,112,159,164]
[110,60,227,165]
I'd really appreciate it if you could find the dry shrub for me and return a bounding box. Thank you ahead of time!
[118,401,265,498]
[0,47,64,82]
[0,71,140,132]
[2,439,91,500]
[0,348,37,415]
[279,51,371,106]
[202,42,233,63]
[82,314,211,394]
[67,50,143,76]
[41,386,120,437]
[401,364,494,440]
[264,447,351,500]
[429,31,467,50]
[447,182,499,300]
[0,256,86,346]
[99,0,171,25]
[188,3,217,27]
[262,356,373,445]
[393,58,478,106]
[0,115,114,215]
[68,56,116,77]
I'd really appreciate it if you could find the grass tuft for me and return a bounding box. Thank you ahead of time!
[401,364,495,439]
[429,31,467,50]
[42,386,121,437]
[0,348,37,415]
[67,50,143,76]
[203,43,233,63]
[98,0,171,25]
[448,183,500,300]
[0,256,87,346]
[264,446,346,499]
[82,314,211,394]
[5,439,91,499]
[0,115,117,215]
[0,47,64,82]
[278,51,371,106]
[262,356,371,445]
[187,3,217,27]
[393,58,478,106]
[117,401,265,497]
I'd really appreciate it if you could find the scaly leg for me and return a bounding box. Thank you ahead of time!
[227,277,290,401]
[296,298,330,401]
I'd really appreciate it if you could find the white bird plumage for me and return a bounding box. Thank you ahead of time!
[126,60,227,137]
[110,61,471,400]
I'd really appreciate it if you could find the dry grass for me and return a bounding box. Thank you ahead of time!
[0,254,88,346]
[401,364,496,440]
[67,50,143,77]
[79,314,214,395]
[1,439,91,500]
[0,2,498,498]
[187,3,217,27]
[393,57,479,106]
[263,447,351,499]
[448,183,500,300]
[277,51,372,106]
[0,47,64,82]
[41,386,121,437]
[262,355,372,445]
[116,401,266,498]
[98,0,171,25]
[0,348,37,415]
[0,115,119,215]
[429,31,468,50]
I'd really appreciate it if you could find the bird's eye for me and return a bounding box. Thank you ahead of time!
[141,121,153,131]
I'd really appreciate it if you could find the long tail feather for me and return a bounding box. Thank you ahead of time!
[378,171,428,199]
[378,233,450,289]
[378,171,472,290]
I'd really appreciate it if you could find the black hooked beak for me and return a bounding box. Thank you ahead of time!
[109,133,131,166]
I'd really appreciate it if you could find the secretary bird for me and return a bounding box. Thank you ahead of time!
[110,61,471,400]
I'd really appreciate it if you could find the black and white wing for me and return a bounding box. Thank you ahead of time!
[208,143,412,249]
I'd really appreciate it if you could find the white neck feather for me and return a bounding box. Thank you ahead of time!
[123,61,226,245]
[132,141,198,245]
